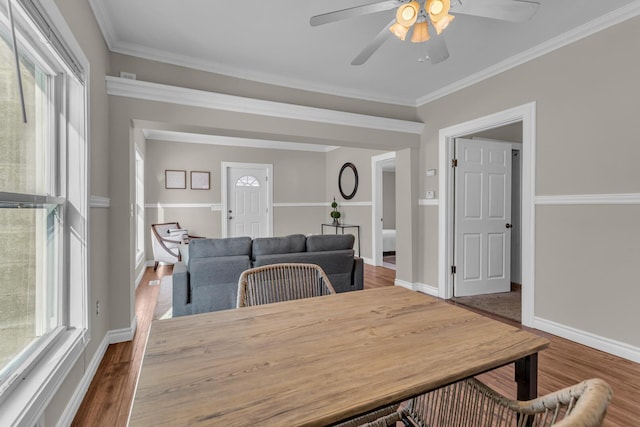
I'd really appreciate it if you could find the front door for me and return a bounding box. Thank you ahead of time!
[454,138,512,296]
[225,164,271,238]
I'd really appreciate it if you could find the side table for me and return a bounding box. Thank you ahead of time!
[321,223,361,257]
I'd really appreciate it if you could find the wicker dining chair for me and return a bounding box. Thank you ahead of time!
[236,263,336,308]
[363,377,612,427]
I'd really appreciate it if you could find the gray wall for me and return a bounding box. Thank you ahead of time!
[382,171,396,229]
[144,140,328,254]
[326,147,387,260]
[143,141,387,261]
[417,15,640,347]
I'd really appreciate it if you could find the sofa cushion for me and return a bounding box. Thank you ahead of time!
[306,234,354,252]
[251,234,306,259]
[189,237,252,259]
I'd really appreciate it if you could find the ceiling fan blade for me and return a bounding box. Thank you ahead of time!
[351,19,396,65]
[426,35,450,64]
[452,0,540,23]
[310,0,398,27]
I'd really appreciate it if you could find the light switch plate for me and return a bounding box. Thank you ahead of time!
[426,169,437,176]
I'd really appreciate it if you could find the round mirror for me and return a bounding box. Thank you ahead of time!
[338,162,358,200]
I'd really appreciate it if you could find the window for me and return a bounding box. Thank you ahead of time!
[0,1,88,423]
[235,175,260,187]
[135,148,145,265]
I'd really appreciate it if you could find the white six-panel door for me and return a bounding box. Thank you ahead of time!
[454,138,512,297]
[226,165,270,238]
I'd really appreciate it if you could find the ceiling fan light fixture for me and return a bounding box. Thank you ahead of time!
[410,21,430,43]
[427,0,451,22]
[396,1,420,27]
[389,22,410,40]
[432,14,454,35]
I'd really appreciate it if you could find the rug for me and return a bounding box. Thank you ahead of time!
[452,288,521,323]
[153,275,173,320]
[382,252,396,265]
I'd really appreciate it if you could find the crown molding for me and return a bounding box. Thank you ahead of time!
[91,0,640,108]
[105,37,416,107]
[88,0,117,50]
[106,77,425,135]
[143,129,338,153]
[417,1,640,106]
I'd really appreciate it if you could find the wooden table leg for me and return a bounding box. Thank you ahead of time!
[515,353,538,427]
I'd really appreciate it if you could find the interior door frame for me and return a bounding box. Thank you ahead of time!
[221,162,273,238]
[371,152,396,266]
[438,102,536,327]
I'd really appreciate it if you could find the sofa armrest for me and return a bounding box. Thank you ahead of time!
[352,257,364,290]
[172,261,191,317]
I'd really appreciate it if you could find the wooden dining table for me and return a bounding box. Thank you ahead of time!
[129,286,549,426]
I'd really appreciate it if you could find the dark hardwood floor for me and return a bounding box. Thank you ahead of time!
[73,265,640,426]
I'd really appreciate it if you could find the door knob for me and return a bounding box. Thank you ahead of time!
[505,223,513,229]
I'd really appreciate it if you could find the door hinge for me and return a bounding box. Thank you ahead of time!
[451,158,458,168]
[451,265,457,274]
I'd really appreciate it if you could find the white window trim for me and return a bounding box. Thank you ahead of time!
[135,147,145,267]
[0,0,90,425]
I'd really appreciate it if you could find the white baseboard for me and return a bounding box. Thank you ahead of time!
[362,257,374,266]
[533,317,640,364]
[108,316,138,344]
[56,335,110,427]
[135,266,146,289]
[393,279,439,297]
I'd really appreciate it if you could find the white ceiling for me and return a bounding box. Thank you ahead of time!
[90,0,637,106]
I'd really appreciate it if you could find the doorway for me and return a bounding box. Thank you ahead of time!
[438,103,536,327]
[221,162,273,238]
[371,152,396,268]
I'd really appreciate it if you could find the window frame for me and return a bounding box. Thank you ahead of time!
[135,147,145,266]
[0,0,89,424]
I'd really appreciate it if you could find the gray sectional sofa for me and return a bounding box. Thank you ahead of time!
[172,234,363,317]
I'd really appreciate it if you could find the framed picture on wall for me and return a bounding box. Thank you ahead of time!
[165,170,186,189]
[191,171,210,190]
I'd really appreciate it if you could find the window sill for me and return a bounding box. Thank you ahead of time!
[0,328,87,426]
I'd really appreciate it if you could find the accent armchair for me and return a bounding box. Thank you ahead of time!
[150,222,188,270]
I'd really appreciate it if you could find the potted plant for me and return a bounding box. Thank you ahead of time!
[330,198,341,225]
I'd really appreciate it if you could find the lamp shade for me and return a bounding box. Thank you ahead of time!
[432,14,454,35]
[427,0,451,22]
[389,22,410,40]
[396,1,420,27]
[410,21,430,43]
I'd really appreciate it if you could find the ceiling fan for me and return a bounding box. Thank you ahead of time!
[310,0,540,65]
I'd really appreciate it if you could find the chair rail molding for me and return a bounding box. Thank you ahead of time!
[89,195,110,208]
[145,203,222,211]
[535,193,640,205]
